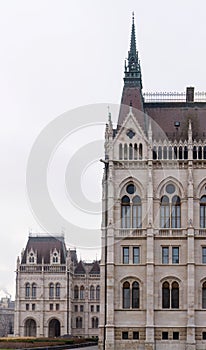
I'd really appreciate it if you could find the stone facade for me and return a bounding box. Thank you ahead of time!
[0,297,14,336]
[15,235,100,338]
[98,15,206,350]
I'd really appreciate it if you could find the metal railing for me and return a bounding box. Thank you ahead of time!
[143,91,206,102]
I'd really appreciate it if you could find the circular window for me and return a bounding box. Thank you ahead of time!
[166,184,175,194]
[126,184,136,194]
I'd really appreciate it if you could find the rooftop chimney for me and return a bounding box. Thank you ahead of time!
[186,87,194,103]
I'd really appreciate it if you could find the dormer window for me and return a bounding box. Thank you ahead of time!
[50,249,60,265]
[26,249,37,264]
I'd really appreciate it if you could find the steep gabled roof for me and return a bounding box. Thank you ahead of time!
[74,260,86,274]
[89,260,100,275]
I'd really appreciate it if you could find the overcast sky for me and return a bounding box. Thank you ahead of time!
[1,0,206,298]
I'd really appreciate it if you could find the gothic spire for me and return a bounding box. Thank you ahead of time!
[124,13,142,88]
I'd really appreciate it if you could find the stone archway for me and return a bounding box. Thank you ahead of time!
[24,318,37,337]
[48,318,60,337]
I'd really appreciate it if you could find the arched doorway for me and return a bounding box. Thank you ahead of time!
[48,318,60,337]
[24,319,37,336]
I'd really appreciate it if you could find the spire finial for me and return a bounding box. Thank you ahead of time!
[123,13,142,88]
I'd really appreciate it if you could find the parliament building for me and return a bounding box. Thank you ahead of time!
[15,15,206,350]
[99,15,206,350]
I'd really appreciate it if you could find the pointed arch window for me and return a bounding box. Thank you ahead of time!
[158,146,162,159]
[139,143,142,159]
[162,281,179,309]
[124,144,128,160]
[184,146,188,159]
[119,144,123,160]
[80,286,85,300]
[179,146,183,159]
[90,285,95,300]
[171,282,179,308]
[153,146,157,160]
[160,196,170,228]
[74,285,79,299]
[56,283,60,298]
[121,196,130,228]
[171,196,181,228]
[49,283,54,299]
[31,283,36,299]
[162,282,170,308]
[202,282,206,308]
[132,282,139,308]
[123,282,130,309]
[129,143,133,160]
[160,195,181,228]
[163,146,167,159]
[200,196,206,228]
[25,283,30,298]
[121,190,142,229]
[96,285,100,300]
[76,317,82,328]
[198,146,202,159]
[134,144,138,160]
[132,196,142,228]
[92,317,99,328]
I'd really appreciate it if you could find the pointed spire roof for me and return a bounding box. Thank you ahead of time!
[89,260,100,275]
[124,13,142,88]
[118,14,144,126]
[74,260,86,274]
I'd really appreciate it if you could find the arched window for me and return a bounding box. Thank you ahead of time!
[198,146,202,159]
[123,281,130,308]
[90,285,95,300]
[52,252,58,263]
[74,285,79,299]
[31,283,36,299]
[121,196,130,228]
[193,146,197,159]
[49,283,54,299]
[202,282,206,308]
[129,143,133,160]
[174,146,177,160]
[163,146,167,159]
[76,317,82,328]
[132,282,139,308]
[121,184,142,229]
[200,196,206,228]
[179,146,183,160]
[139,143,142,159]
[162,282,170,308]
[204,146,206,159]
[92,317,99,328]
[56,283,60,298]
[29,253,34,263]
[96,285,100,300]
[25,283,30,298]
[160,194,181,229]
[171,282,179,308]
[119,144,123,160]
[132,196,142,228]
[169,146,172,160]
[160,196,170,228]
[158,146,162,160]
[80,286,85,300]
[162,281,179,309]
[124,144,128,160]
[171,196,181,228]
[184,146,188,159]
[134,144,138,160]
[153,146,157,160]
